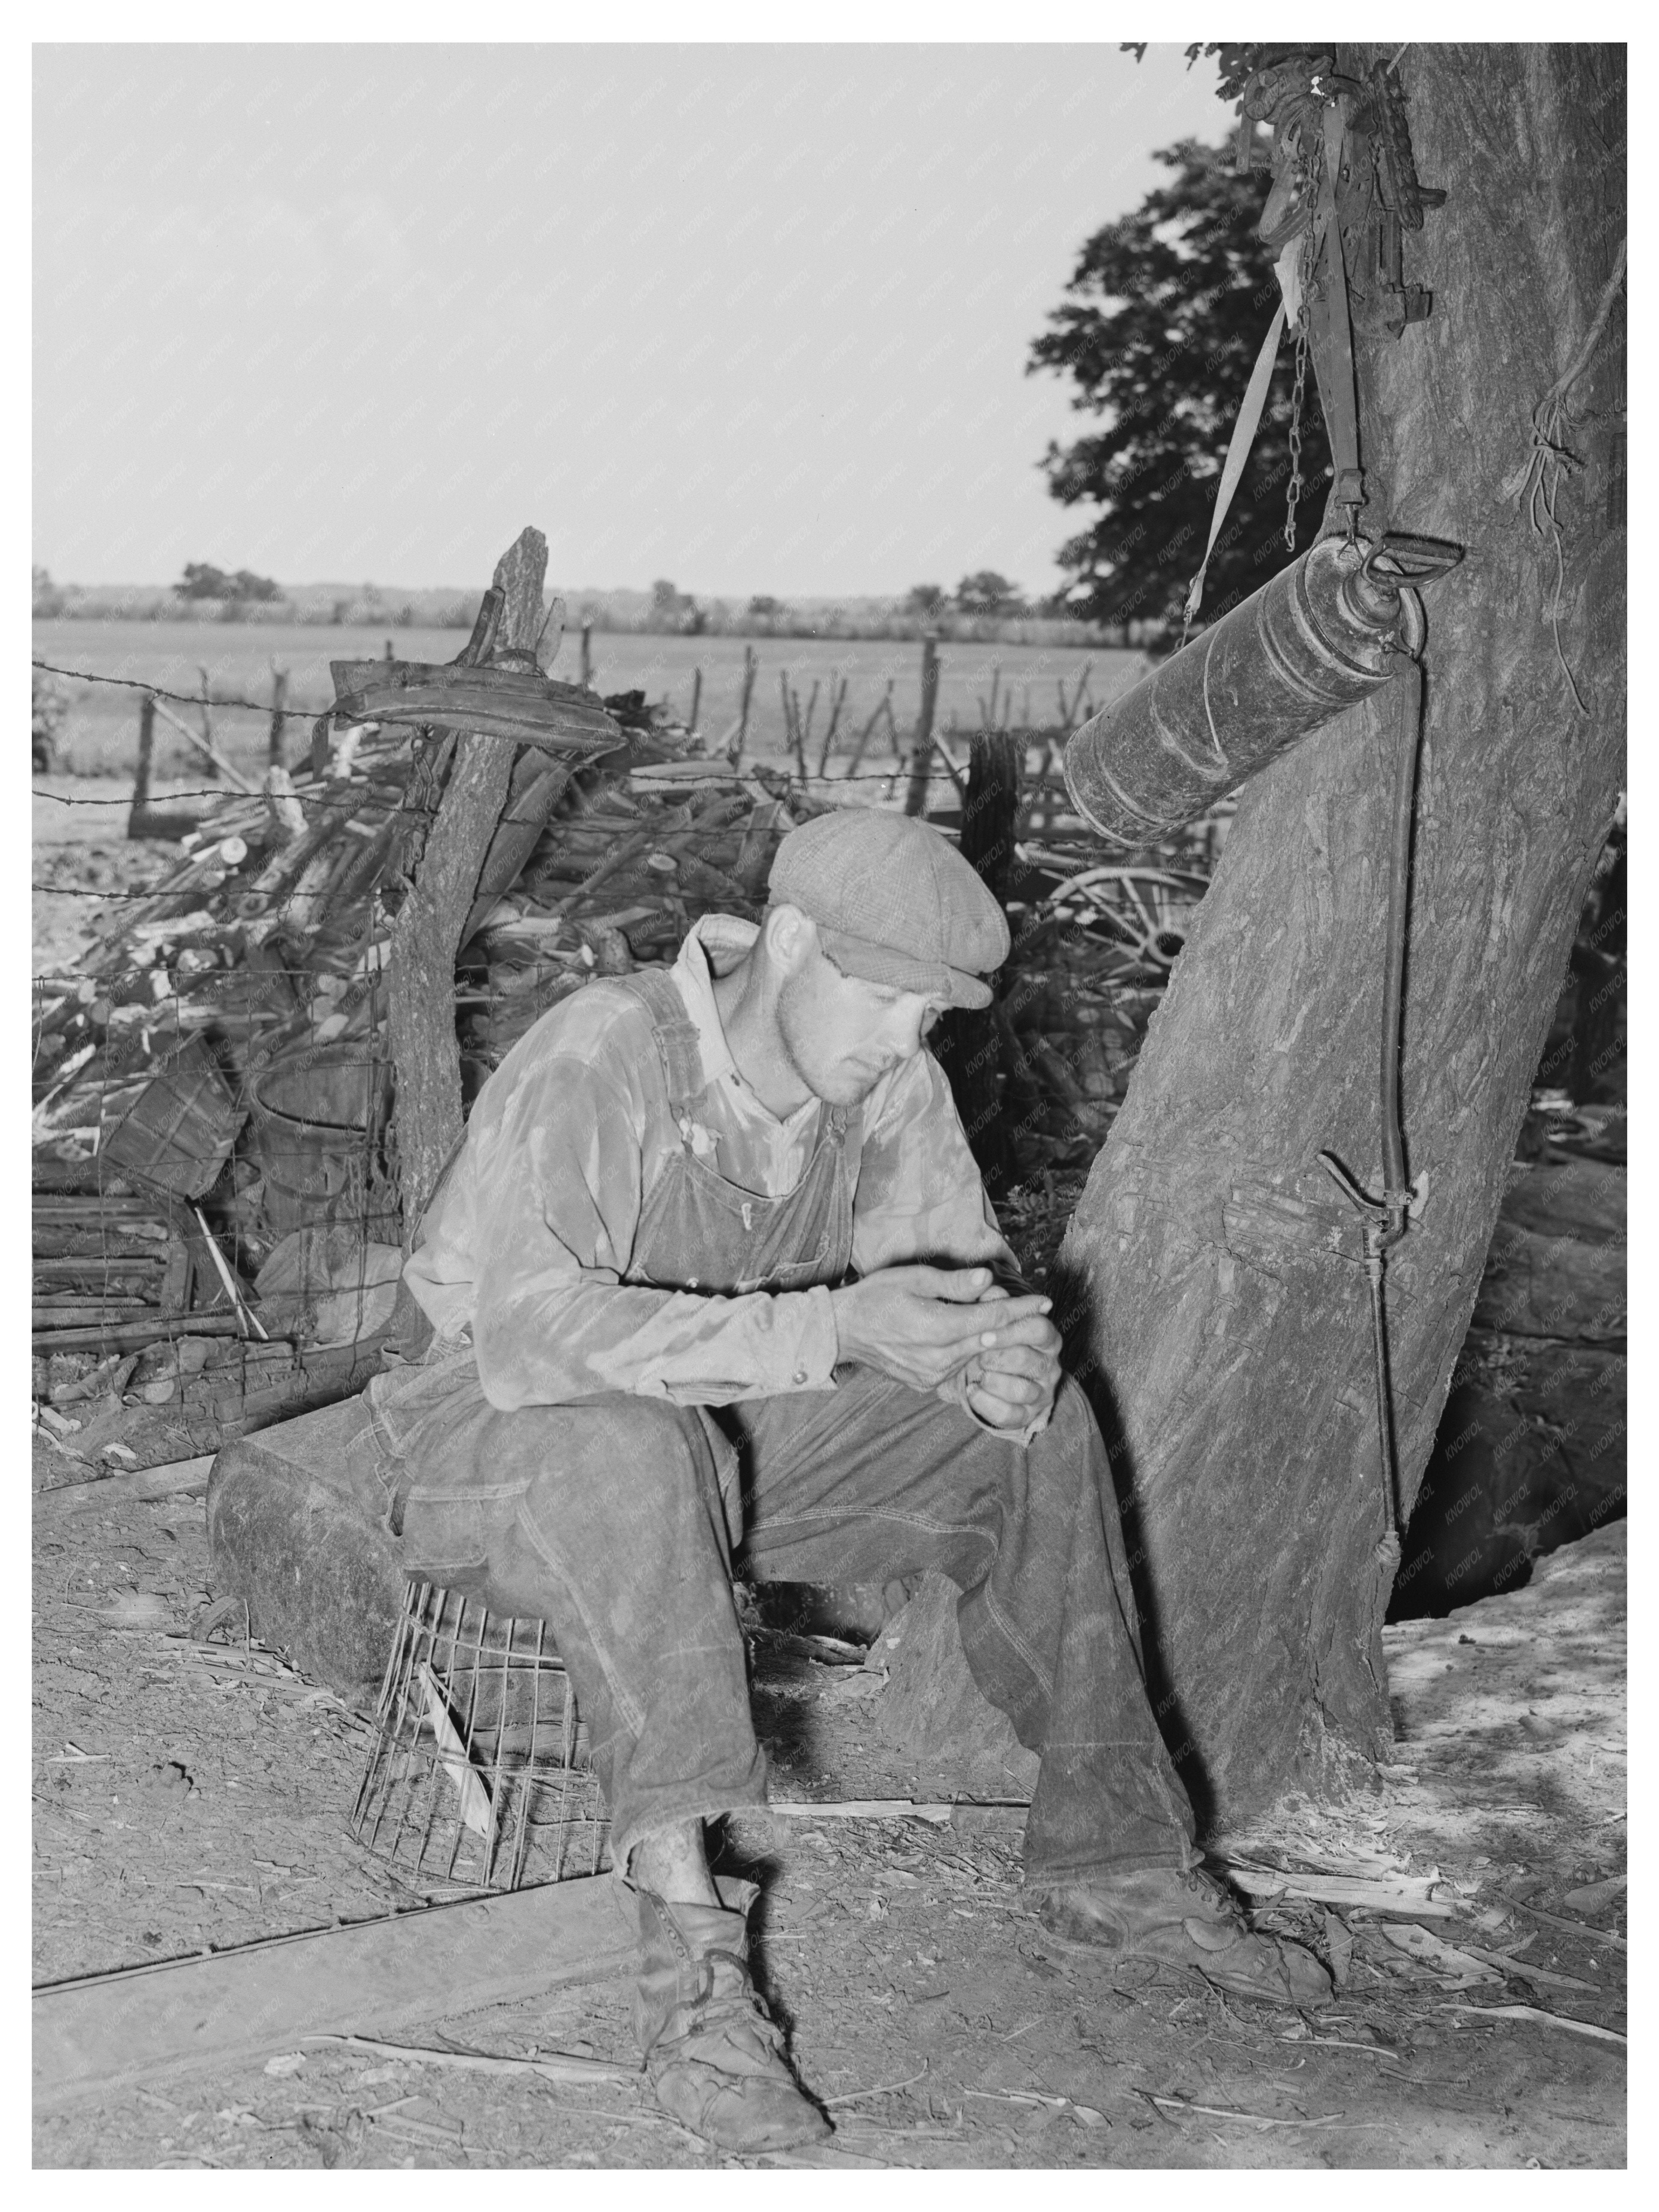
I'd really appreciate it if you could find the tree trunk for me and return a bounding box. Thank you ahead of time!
[1058,44,1625,1828]
[388,528,552,1237]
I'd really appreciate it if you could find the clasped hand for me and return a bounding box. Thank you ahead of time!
[829,1264,1061,1431]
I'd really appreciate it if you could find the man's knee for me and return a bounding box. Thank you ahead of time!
[435,1390,708,1494]
[508,1397,743,1677]
[511,1395,736,1553]
[533,1393,715,1484]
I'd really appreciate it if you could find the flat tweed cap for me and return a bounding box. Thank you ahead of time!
[767,809,1009,1010]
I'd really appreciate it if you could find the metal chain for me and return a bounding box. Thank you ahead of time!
[1284,314,1309,550]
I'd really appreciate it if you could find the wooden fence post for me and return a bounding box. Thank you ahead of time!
[816,672,848,776]
[197,667,218,781]
[580,621,593,689]
[902,635,941,816]
[731,644,757,766]
[132,692,156,814]
[781,672,809,781]
[689,666,702,733]
[269,664,289,768]
[843,679,893,780]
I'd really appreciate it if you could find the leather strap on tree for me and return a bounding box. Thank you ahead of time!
[1180,301,1288,643]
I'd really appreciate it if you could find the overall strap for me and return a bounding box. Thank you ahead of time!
[608,969,707,1118]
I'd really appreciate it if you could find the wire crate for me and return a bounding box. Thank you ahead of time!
[350,1580,609,1890]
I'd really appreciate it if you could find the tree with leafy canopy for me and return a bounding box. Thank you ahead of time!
[954,570,1025,617]
[1028,137,1330,639]
[651,577,704,633]
[177,561,281,603]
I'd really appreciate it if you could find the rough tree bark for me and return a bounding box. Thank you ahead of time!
[388,528,556,1237]
[1057,45,1626,1826]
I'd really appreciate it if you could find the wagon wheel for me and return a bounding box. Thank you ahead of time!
[1043,866,1209,974]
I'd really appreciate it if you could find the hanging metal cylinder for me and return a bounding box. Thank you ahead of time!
[1062,531,1463,846]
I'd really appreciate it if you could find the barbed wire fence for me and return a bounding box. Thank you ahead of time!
[31,653,1111,797]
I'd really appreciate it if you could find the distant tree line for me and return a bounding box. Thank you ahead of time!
[33,566,1130,645]
[624,569,1082,643]
[591,577,1123,646]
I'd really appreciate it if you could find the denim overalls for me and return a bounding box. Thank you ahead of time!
[366,969,1198,1877]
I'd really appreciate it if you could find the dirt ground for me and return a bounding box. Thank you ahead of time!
[33,787,1626,2171]
[30,1464,1628,2171]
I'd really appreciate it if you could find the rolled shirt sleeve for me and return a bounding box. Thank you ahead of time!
[850,1048,1022,1282]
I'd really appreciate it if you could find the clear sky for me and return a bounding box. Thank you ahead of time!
[33,41,1229,600]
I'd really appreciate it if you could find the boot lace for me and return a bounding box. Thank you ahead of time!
[658,1942,786,2063]
[1179,1865,1248,1930]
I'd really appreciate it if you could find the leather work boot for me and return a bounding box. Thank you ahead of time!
[631,1877,831,2154]
[1038,1863,1334,2009]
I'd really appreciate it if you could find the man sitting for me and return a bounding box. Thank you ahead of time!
[364,807,1330,2153]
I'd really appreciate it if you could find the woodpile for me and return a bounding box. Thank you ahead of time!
[31,748,810,1261]
[31,531,1218,1447]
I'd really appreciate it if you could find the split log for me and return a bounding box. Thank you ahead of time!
[236,797,358,919]
[263,765,308,845]
[34,1454,216,1515]
[325,663,612,753]
[31,1313,248,1354]
[316,815,399,927]
[458,750,579,950]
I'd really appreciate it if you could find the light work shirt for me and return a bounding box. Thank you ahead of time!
[404,913,1025,1416]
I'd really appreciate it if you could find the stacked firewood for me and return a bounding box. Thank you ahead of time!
[458,779,799,1071]
[31,1179,198,1340]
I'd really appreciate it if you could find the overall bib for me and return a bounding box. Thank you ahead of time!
[364,971,1197,1877]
